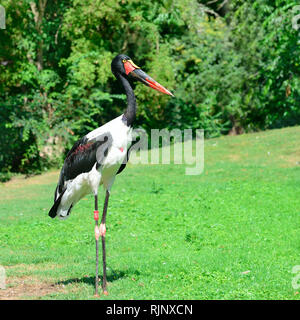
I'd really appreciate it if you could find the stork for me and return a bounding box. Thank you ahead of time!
[48,54,174,296]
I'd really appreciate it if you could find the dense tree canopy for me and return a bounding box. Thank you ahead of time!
[0,0,299,179]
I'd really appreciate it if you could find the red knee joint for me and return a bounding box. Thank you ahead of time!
[100,223,106,237]
[95,226,100,241]
[94,210,99,221]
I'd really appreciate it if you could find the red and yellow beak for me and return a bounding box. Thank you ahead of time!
[123,60,174,97]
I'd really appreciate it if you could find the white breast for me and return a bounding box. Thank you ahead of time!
[87,115,131,147]
[87,115,133,190]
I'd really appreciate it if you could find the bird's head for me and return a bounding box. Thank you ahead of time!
[111,54,174,97]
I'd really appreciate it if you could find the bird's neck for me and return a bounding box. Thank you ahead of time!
[117,74,136,127]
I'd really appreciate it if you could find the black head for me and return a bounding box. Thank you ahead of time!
[111,54,174,96]
[111,54,133,77]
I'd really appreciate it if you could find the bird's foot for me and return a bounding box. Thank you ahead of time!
[100,223,106,237]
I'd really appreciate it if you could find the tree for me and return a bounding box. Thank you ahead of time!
[0,0,299,179]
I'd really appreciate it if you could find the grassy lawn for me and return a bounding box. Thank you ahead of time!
[0,126,300,300]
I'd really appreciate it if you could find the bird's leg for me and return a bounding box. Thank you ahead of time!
[94,194,100,297]
[100,190,110,295]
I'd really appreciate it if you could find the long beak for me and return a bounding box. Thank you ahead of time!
[129,69,174,97]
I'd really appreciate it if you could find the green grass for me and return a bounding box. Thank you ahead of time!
[1,126,300,300]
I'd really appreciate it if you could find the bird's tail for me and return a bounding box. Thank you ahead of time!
[48,188,67,218]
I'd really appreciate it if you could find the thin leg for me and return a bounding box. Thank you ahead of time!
[100,190,110,295]
[94,194,100,297]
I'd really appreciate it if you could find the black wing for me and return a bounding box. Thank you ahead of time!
[56,132,112,195]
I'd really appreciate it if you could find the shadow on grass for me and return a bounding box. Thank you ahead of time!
[57,269,139,287]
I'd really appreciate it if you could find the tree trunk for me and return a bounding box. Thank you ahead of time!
[30,0,47,71]
[228,115,244,136]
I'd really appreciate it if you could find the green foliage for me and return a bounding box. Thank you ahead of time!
[227,0,300,130]
[0,0,299,176]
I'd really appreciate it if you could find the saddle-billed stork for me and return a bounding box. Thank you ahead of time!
[48,54,173,296]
